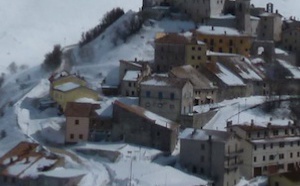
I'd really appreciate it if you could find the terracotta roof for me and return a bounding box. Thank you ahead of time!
[65,102,100,117]
[113,101,179,130]
[155,33,189,44]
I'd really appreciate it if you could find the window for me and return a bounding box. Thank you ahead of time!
[248,133,251,138]
[254,156,256,162]
[191,56,195,60]
[279,154,284,159]
[290,152,293,158]
[269,155,274,160]
[285,129,288,134]
[158,92,163,99]
[75,120,79,125]
[128,82,132,87]
[201,144,205,150]
[279,142,285,148]
[79,134,83,139]
[219,39,223,43]
[197,56,201,60]
[270,143,273,149]
[192,46,195,50]
[229,40,233,46]
[198,47,202,51]
[263,156,265,161]
[263,144,266,150]
[257,132,260,138]
[291,142,293,147]
[298,152,300,157]
[146,91,151,97]
[70,134,74,139]
[157,132,160,136]
[273,130,279,136]
[170,93,175,100]
[292,129,295,134]
[254,145,257,151]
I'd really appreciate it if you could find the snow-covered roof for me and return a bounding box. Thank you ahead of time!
[95,97,139,117]
[278,59,300,79]
[41,167,86,178]
[251,136,300,144]
[54,82,80,92]
[197,26,242,36]
[215,63,245,86]
[114,101,179,129]
[207,50,239,57]
[180,128,231,143]
[123,70,141,81]
[170,65,217,90]
[141,75,189,88]
[210,14,235,19]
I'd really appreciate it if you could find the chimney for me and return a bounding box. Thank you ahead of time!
[25,157,29,164]
[270,117,273,121]
[224,31,227,35]
[208,135,212,141]
[267,122,271,127]
[211,26,214,31]
[275,9,278,14]
[134,58,137,62]
[251,119,254,126]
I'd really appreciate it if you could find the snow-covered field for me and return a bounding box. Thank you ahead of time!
[0,0,142,73]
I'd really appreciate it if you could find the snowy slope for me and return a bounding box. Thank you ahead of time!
[0,0,141,73]
[251,0,300,19]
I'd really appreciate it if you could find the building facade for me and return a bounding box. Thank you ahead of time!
[180,128,242,186]
[111,101,179,153]
[228,121,300,179]
[195,26,253,57]
[139,75,194,121]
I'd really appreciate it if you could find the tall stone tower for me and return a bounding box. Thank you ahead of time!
[235,0,251,34]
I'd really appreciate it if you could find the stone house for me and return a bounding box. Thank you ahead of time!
[257,11,282,42]
[169,65,218,105]
[111,101,179,153]
[281,18,300,54]
[180,128,242,186]
[218,56,269,96]
[185,36,208,70]
[195,26,253,57]
[0,142,84,186]
[154,33,189,72]
[199,62,247,101]
[227,121,300,179]
[175,0,225,23]
[119,59,151,97]
[139,75,194,121]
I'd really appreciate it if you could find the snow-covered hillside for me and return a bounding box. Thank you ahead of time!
[251,0,300,19]
[0,0,141,73]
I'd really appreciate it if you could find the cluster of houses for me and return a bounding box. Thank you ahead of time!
[1,1,300,186]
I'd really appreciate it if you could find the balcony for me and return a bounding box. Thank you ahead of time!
[224,159,243,170]
[225,149,244,159]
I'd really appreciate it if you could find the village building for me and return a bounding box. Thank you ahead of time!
[269,171,300,186]
[48,70,86,98]
[154,33,189,72]
[195,26,253,57]
[198,61,247,101]
[169,65,218,105]
[111,101,179,153]
[0,141,85,186]
[139,75,193,121]
[180,128,242,186]
[185,36,208,69]
[65,102,101,143]
[227,121,300,179]
[52,82,99,111]
[119,59,151,97]
[217,56,269,96]
[257,11,282,42]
